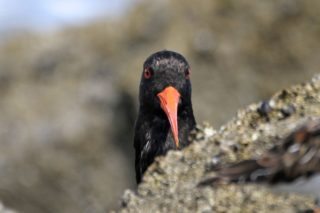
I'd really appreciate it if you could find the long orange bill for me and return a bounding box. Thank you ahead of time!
[157,86,181,148]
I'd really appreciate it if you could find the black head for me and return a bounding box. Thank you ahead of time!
[139,50,192,110]
[138,50,193,147]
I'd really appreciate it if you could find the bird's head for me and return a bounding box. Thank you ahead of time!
[139,50,192,148]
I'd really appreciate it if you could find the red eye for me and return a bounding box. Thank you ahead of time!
[185,68,190,79]
[144,67,153,79]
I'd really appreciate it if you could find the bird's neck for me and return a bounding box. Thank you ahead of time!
[134,105,196,182]
[139,105,196,147]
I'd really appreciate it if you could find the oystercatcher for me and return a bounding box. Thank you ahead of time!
[134,50,196,183]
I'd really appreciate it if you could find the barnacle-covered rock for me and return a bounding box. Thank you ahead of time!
[117,75,320,212]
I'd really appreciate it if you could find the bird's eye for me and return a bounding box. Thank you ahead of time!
[185,68,190,79]
[144,67,153,79]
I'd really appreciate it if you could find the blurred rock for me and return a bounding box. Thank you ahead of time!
[0,202,17,213]
[0,31,136,213]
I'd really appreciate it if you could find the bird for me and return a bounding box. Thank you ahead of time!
[134,50,196,183]
[199,119,320,211]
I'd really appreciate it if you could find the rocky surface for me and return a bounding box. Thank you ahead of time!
[117,75,320,212]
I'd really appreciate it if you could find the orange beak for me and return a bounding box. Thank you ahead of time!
[157,86,180,148]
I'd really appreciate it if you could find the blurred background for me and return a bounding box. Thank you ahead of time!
[0,0,320,212]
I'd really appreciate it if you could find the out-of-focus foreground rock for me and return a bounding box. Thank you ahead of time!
[0,0,320,212]
[118,76,320,213]
[0,202,17,213]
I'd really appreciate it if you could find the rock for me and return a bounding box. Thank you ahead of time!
[117,75,320,212]
[0,202,17,213]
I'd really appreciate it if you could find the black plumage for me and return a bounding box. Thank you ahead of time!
[134,50,196,183]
